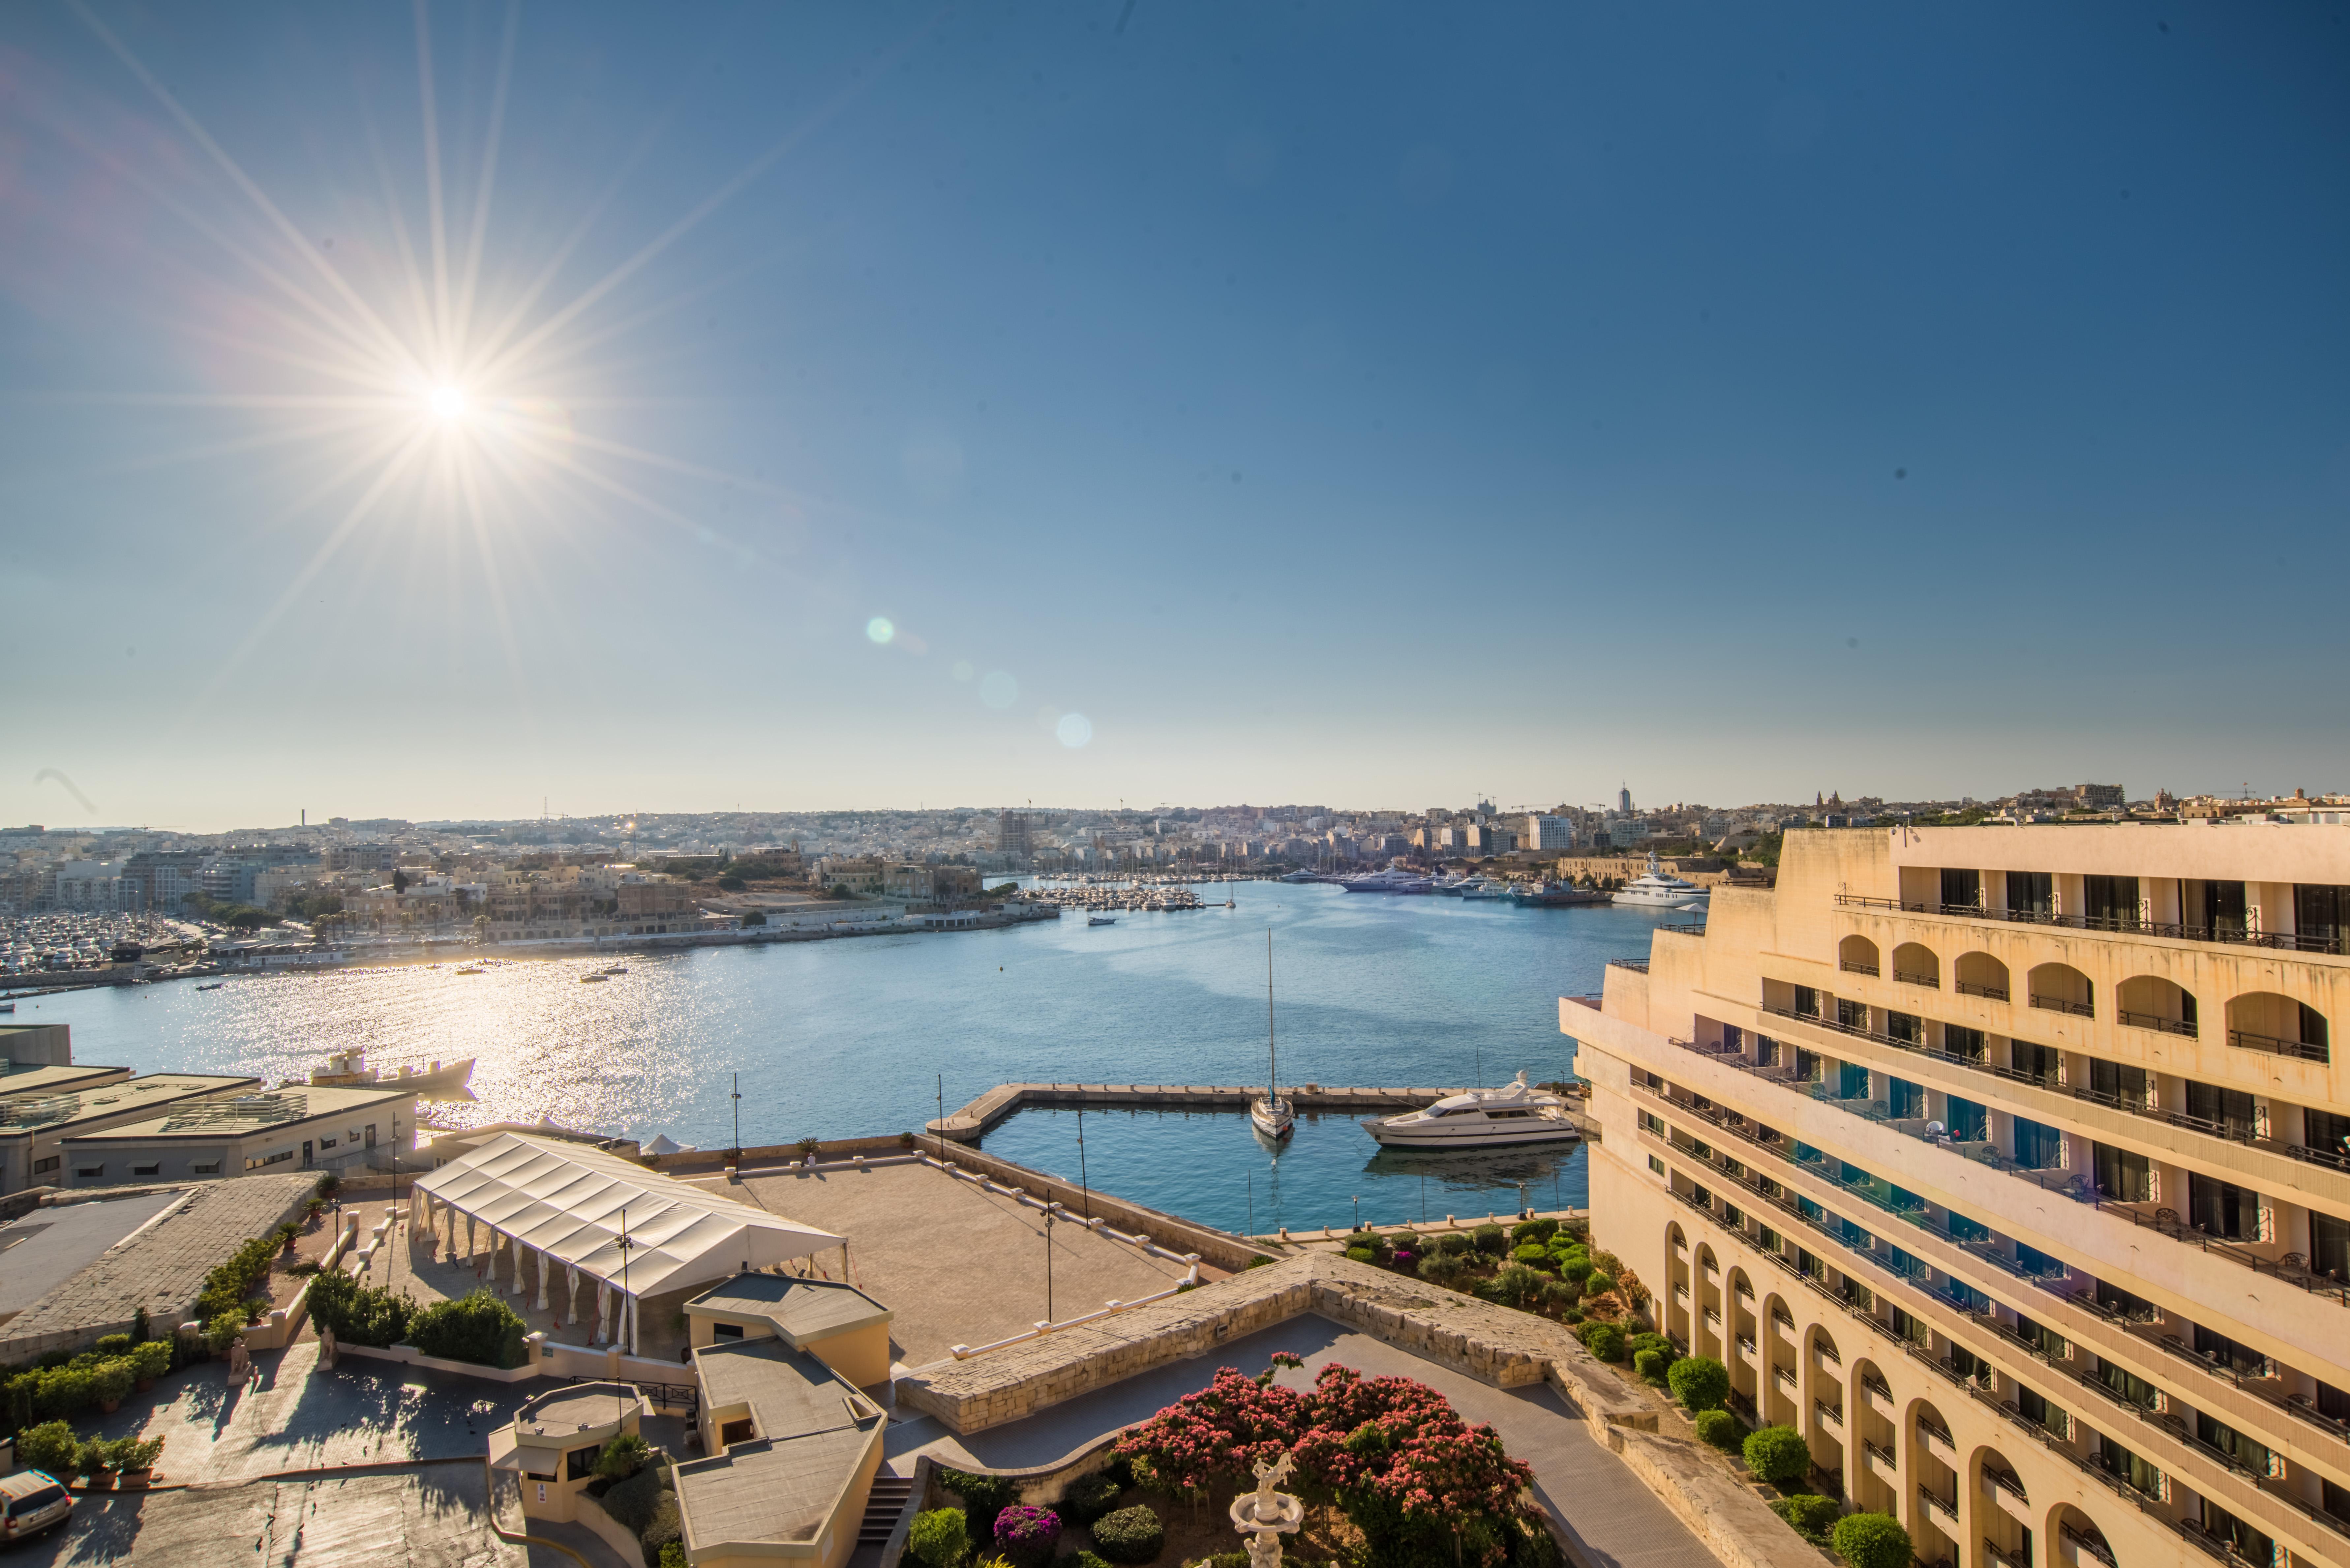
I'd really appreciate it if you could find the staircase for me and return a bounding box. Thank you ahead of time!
[857,1474,917,1551]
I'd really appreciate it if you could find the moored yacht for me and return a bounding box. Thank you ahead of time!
[1361,1072,1581,1149]
[1611,851,1713,909]
[1341,867,1435,894]
[1250,929,1293,1141]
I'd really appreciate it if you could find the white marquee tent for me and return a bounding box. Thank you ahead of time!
[408,1132,843,1353]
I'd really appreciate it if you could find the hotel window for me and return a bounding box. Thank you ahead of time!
[1940,868,1981,909]
[2092,1142,2151,1202]
[1793,985,1821,1019]
[319,1137,337,1150]
[1754,1033,1780,1067]
[2097,1435,2161,1495]
[192,1160,221,1174]
[132,1162,160,1177]
[1943,1024,1986,1062]
[2193,1323,2267,1377]
[2295,884,2350,954]
[2188,1172,2257,1239]
[2083,874,2139,929]
[1885,1010,1921,1045]
[2185,878,2247,938]
[1888,1078,1927,1119]
[1944,1095,1988,1142]
[1721,1024,1743,1053]
[2016,1385,2069,1439]
[2307,1108,2350,1162]
[1835,998,1869,1032]
[32,1156,58,1175]
[2012,1116,2064,1170]
[75,1165,103,1179]
[2006,870,2053,917]
[2196,1412,2275,1478]
[1836,1061,1868,1100]
[2087,1057,2149,1108]
[1648,1155,1666,1176]
[2094,1277,2157,1321]
[1639,1111,1665,1137]
[2185,1082,2256,1141]
[2011,1040,2060,1085]
[2311,1211,2350,1281]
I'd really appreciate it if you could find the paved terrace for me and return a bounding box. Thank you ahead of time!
[706,1160,1209,1369]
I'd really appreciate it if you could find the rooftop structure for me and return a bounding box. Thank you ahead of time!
[1,1072,262,1195]
[676,1337,886,1568]
[56,1081,409,1189]
[1566,822,2350,1568]
[685,1273,893,1389]
[410,1133,845,1355]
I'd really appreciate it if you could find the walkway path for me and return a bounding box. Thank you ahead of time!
[882,1315,1709,1568]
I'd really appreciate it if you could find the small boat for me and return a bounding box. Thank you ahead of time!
[580,972,608,982]
[454,965,483,976]
[1511,881,1609,907]
[0,1002,12,1013]
[1361,1071,1582,1149]
[1250,929,1294,1141]
[307,1047,475,1096]
[1088,915,1117,927]
[194,982,224,991]
[1612,850,1713,909]
[602,964,628,975]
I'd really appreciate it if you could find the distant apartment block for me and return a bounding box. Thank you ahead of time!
[1567,823,2350,1568]
[997,811,1033,857]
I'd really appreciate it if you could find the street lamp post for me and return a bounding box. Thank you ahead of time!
[1076,1107,1091,1220]
[1044,1210,1054,1323]
[731,1072,742,1160]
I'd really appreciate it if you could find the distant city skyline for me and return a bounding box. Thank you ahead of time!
[3,5,2345,830]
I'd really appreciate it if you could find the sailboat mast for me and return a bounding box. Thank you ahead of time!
[1266,927,1277,1103]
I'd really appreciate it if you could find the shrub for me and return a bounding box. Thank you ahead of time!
[597,1431,651,1480]
[1559,1307,1584,1324]
[638,1491,682,1565]
[601,1462,668,1535]
[1088,1504,1163,1564]
[1243,1255,1274,1269]
[129,1340,173,1382]
[1632,1348,1669,1382]
[1743,1425,1813,1486]
[410,1288,527,1368]
[1769,1493,1839,1543]
[1062,1554,1115,1568]
[1388,1230,1420,1253]
[192,1233,281,1326]
[1583,1271,1615,1298]
[90,1361,133,1405]
[907,1508,968,1568]
[1343,1246,1375,1263]
[1416,1252,1462,1284]
[305,1269,415,1348]
[84,1434,163,1472]
[1592,1249,1622,1276]
[941,1470,1015,1544]
[94,1334,135,1356]
[1510,1243,1549,1265]
[1668,1356,1730,1412]
[1484,1264,1545,1309]
[1627,1331,1674,1363]
[658,1546,687,1568]
[1578,1321,1625,1362]
[16,1420,80,1477]
[992,1504,1060,1567]
[1538,1278,1580,1311]
[1436,1231,1473,1256]
[1830,1512,1912,1568]
[1557,1254,1593,1283]
[1471,1223,1507,1256]
[1511,1218,1559,1246]
[1061,1472,1123,1526]
[1693,1409,1742,1451]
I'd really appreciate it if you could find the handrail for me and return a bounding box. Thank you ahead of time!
[1839,960,1879,976]
[1894,969,1940,988]
[1830,892,2350,956]
[1916,1483,1956,1521]
[2060,1523,2118,1568]
[2028,993,2095,1019]
[2228,1027,2330,1065]
[2117,1008,2197,1037]
[1954,979,2010,1001]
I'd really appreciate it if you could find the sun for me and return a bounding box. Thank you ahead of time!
[428,385,469,421]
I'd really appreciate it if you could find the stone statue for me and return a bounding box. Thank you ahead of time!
[318,1326,338,1370]
[227,1337,252,1385]
[1229,1447,1303,1567]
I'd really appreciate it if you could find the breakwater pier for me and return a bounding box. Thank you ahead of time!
[926,1080,1597,1142]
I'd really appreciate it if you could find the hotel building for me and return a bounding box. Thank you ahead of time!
[1566,825,2350,1568]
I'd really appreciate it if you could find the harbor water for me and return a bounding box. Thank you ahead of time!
[24,882,1673,1233]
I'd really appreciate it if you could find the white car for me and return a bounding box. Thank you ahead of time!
[0,1469,72,1544]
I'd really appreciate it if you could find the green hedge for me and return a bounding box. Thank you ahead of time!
[410,1288,527,1368]
[1088,1505,1163,1564]
[192,1227,297,1326]
[304,1270,417,1348]
[907,1508,968,1568]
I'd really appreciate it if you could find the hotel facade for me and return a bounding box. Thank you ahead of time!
[1566,824,2350,1568]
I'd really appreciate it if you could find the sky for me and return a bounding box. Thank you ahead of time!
[1,3,2346,831]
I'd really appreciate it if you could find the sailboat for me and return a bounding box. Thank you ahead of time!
[1249,928,1294,1141]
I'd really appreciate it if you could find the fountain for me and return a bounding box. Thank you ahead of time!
[1228,1451,1304,1568]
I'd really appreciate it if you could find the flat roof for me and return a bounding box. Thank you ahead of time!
[0,1189,185,1319]
[675,1340,881,1550]
[0,1074,258,1138]
[687,1274,891,1343]
[515,1382,641,1437]
[0,1063,132,1100]
[62,1083,409,1144]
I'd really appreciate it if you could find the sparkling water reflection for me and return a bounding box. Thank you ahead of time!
[32,883,1671,1232]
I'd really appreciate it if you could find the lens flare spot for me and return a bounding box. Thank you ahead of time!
[866,617,895,644]
[429,385,468,420]
[979,670,1018,709]
[1056,712,1094,748]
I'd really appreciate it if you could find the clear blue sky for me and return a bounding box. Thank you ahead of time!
[2,3,2345,829]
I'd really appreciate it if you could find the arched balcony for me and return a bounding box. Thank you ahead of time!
[2227,991,2332,1064]
[2027,961,2094,1018]
[1975,1446,2033,1565]
[1839,934,1881,977]
[2116,975,2198,1037]
[1890,942,1940,988]
[2050,1504,2118,1568]
[1953,951,2009,1002]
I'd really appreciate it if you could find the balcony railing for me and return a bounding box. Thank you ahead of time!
[1895,969,1941,988]
[1954,978,2010,1001]
[1831,892,2350,955]
[1917,1483,1957,1523]
[2227,1026,2330,1065]
[2061,1522,2120,1567]
[2118,1008,2198,1038]
[2029,993,2095,1019]
[1815,1398,1843,1429]
[1840,959,1880,976]
[1608,958,1650,973]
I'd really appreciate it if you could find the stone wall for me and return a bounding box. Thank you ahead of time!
[911,1137,1269,1274]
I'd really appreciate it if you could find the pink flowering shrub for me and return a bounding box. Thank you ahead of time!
[1115,1359,1541,1568]
[992,1503,1060,1567]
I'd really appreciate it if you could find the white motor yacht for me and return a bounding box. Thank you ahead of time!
[1611,851,1713,909]
[1459,878,1515,900]
[1361,1072,1581,1149]
[1250,929,1294,1141]
[1341,867,1435,894]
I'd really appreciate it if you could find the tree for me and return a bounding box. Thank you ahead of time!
[1666,1356,1729,1412]
[1830,1513,1911,1568]
[1742,1424,1812,1486]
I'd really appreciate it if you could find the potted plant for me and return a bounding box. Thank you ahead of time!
[92,1360,135,1414]
[130,1339,173,1392]
[118,1435,167,1488]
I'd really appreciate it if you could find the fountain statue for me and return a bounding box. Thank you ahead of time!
[1228,1450,1304,1568]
